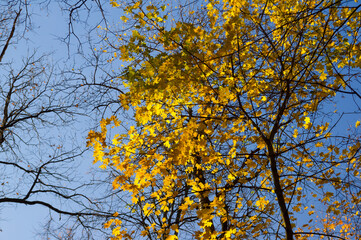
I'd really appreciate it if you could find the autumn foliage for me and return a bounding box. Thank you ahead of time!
[87,0,361,239]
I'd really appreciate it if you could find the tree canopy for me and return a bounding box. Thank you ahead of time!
[88,0,361,239]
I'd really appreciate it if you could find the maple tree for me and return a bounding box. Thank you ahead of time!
[87,0,361,239]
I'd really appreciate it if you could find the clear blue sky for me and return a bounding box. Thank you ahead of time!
[0,4,65,239]
[0,2,107,239]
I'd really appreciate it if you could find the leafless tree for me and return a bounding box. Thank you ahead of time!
[0,1,122,239]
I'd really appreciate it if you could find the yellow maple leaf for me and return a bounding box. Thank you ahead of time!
[319,72,327,81]
[356,120,360,128]
[165,235,178,240]
[110,0,120,7]
[255,196,269,211]
[303,117,312,129]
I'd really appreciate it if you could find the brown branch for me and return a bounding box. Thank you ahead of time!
[0,9,21,62]
[294,231,347,240]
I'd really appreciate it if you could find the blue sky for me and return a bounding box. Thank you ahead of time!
[0,4,65,239]
[0,2,108,239]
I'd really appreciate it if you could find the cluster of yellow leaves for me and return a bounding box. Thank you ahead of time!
[88,0,361,239]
